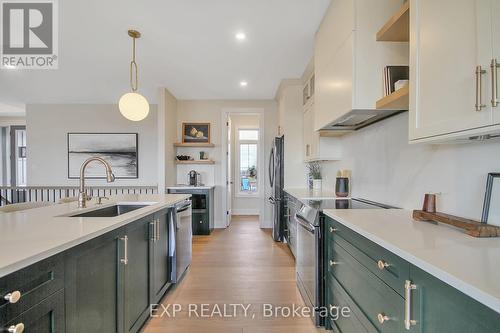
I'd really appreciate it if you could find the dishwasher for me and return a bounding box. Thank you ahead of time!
[170,199,192,283]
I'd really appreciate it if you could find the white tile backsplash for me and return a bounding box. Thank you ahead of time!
[321,112,500,220]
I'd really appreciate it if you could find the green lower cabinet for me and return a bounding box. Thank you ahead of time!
[4,289,65,333]
[328,241,405,332]
[123,217,153,333]
[409,265,500,333]
[192,211,210,235]
[150,209,171,304]
[65,229,123,333]
[324,216,500,333]
[326,276,378,333]
[65,212,169,333]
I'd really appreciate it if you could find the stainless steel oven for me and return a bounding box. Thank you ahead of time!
[294,198,395,327]
[295,204,324,327]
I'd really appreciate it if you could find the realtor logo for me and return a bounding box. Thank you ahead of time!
[1,0,58,69]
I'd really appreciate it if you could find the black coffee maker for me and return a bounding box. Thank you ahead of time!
[188,170,200,186]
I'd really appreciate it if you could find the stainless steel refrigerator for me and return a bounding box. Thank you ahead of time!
[268,135,284,242]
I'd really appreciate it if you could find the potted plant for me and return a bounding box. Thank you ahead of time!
[307,162,322,190]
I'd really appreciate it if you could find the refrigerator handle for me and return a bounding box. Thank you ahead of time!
[268,147,275,187]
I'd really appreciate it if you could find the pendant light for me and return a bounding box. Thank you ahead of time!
[119,29,150,121]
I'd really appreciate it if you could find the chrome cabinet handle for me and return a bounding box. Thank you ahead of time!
[4,291,21,304]
[491,59,499,107]
[377,313,390,324]
[329,260,339,267]
[199,220,203,224]
[476,65,487,111]
[121,236,128,265]
[150,221,157,242]
[377,260,390,270]
[329,227,338,233]
[404,280,417,330]
[8,323,25,333]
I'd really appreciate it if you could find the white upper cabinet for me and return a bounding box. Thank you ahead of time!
[314,0,408,131]
[409,0,497,142]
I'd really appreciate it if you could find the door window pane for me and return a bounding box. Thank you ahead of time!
[239,143,257,193]
[239,130,259,141]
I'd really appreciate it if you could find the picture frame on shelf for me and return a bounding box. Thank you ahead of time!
[481,173,500,226]
[182,123,211,144]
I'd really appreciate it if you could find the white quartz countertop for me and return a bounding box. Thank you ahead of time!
[323,209,500,314]
[284,188,345,200]
[0,194,190,278]
[167,185,215,190]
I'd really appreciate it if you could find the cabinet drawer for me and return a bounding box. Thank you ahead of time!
[326,276,377,333]
[326,217,409,295]
[327,241,405,333]
[2,289,65,333]
[0,254,64,325]
[192,212,209,235]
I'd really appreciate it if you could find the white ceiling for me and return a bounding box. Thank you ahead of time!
[0,0,330,109]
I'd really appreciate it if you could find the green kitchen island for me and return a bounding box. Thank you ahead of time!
[0,194,190,333]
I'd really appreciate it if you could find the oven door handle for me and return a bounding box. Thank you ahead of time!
[295,214,315,233]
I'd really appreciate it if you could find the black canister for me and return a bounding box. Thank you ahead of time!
[335,177,349,197]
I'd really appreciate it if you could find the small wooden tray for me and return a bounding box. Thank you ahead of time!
[413,210,500,238]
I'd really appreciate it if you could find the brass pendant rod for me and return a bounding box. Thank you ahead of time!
[128,30,140,92]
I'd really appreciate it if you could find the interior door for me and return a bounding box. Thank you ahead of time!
[225,116,232,227]
[9,125,26,186]
[410,0,493,140]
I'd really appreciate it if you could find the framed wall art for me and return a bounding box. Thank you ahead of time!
[182,123,211,144]
[67,133,138,179]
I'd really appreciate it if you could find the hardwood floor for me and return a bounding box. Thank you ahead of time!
[143,215,325,333]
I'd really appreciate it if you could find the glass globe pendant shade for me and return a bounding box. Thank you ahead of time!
[119,92,150,121]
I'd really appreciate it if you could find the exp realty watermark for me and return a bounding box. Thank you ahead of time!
[150,303,351,320]
[0,0,58,69]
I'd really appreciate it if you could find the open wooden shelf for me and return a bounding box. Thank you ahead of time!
[376,84,409,110]
[175,160,215,165]
[174,143,215,148]
[376,1,410,42]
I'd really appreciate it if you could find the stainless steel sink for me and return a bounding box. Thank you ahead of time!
[69,204,149,218]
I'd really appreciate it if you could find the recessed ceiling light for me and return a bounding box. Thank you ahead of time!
[235,32,246,41]
[240,81,248,87]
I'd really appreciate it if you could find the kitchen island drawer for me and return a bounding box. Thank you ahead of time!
[326,276,377,333]
[326,217,409,296]
[0,253,64,325]
[2,289,64,333]
[327,241,405,333]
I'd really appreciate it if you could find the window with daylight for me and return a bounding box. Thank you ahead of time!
[238,129,259,195]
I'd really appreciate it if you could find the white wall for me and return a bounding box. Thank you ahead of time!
[230,114,260,215]
[322,112,500,221]
[26,104,158,186]
[158,88,178,191]
[175,100,278,228]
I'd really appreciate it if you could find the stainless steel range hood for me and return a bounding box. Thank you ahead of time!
[320,108,405,132]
